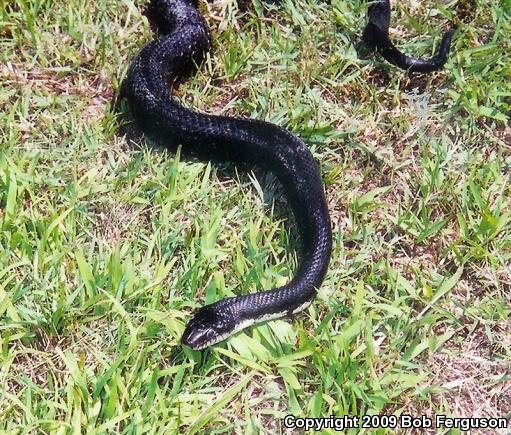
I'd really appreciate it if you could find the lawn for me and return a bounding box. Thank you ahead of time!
[1,0,510,433]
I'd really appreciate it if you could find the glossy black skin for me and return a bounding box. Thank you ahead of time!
[363,0,454,73]
[120,0,453,350]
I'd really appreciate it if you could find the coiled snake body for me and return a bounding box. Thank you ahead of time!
[121,0,452,350]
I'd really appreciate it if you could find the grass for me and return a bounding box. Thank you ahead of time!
[1,0,510,433]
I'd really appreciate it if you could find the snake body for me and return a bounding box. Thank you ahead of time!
[364,0,454,73]
[121,0,452,350]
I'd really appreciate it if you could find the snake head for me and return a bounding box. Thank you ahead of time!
[181,302,236,350]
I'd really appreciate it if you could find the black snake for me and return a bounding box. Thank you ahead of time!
[120,0,453,350]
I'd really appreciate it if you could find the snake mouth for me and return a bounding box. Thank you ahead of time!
[181,331,231,350]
